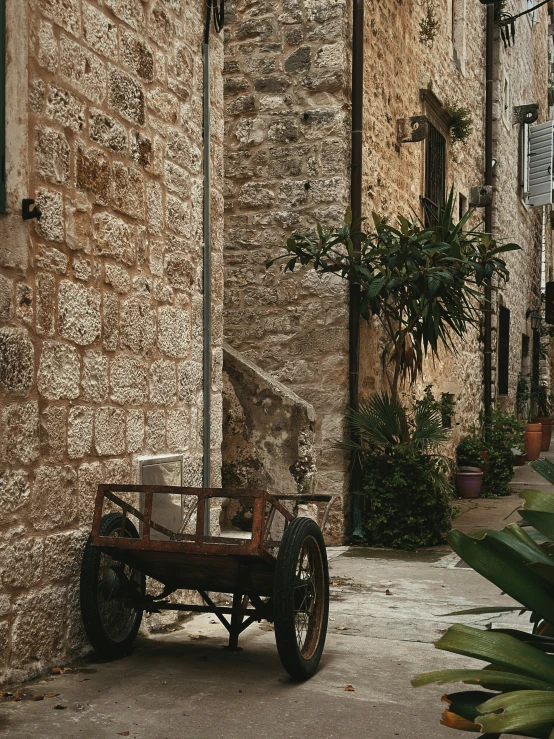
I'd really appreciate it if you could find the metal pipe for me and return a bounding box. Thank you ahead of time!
[484,4,494,424]
[202,41,211,535]
[349,0,364,539]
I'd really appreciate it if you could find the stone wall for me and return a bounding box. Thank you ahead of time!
[222,0,352,538]
[0,0,224,682]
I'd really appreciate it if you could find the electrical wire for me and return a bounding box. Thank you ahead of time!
[204,0,224,44]
[498,0,549,24]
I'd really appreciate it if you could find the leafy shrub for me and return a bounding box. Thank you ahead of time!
[445,102,474,144]
[456,433,486,469]
[482,408,524,497]
[342,392,454,550]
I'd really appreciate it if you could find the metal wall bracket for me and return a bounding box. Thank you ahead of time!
[469,186,493,207]
[22,198,42,220]
[397,116,429,144]
[513,104,539,125]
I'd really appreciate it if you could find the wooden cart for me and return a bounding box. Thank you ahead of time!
[80,485,334,680]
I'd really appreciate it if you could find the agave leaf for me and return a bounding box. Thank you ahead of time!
[441,607,524,617]
[528,562,554,586]
[477,690,554,735]
[490,629,554,653]
[434,625,554,685]
[443,690,499,721]
[412,669,554,691]
[441,710,482,732]
[525,466,554,503]
[520,510,554,542]
[447,530,554,623]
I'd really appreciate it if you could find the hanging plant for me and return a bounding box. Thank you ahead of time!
[445,102,474,144]
[419,0,439,45]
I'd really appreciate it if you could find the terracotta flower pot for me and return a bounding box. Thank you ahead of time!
[456,468,484,499]
[479,449,490,469]
[525,422,543,462]
[536,417,553,452]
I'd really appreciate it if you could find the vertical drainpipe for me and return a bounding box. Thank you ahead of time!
[202,36,212,534]
[349,0,364,539]
[484,4,494,424]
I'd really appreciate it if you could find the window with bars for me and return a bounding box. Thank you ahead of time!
[423,122,446,226]
[498,306,510,395]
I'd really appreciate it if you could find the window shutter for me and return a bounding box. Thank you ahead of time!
[497,306,510,395]
[528,120,554,207]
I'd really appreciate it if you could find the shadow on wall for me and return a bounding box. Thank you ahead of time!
[222,342,319,526]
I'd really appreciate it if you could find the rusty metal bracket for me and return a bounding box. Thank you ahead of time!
[397,116,429,144]
[513,104,539,125]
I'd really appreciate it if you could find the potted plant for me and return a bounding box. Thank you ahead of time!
[517,375,542,462]
[455,434,485,498]
[533,383,553,452]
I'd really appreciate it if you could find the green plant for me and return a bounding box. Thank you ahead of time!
[412,485,554,737]
[534,383,554,418]
[419,0,439,45]
[445,102,474,145]
[440,393,456,429]
[268,189,519,398]
[341,392,454,550]
[481,408,524,497]
[413,386,457,429]
[516,374,530,420]
[456,432,486,469]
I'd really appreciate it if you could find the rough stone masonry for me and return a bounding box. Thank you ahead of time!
[0,0,224,683]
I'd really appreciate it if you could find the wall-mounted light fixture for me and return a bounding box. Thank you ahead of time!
[530,313,543,331]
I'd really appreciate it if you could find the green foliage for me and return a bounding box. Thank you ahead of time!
[534,383,554,419]
[413,385,457,429]
[482,408,524,498]
[456,432,486,469]
[419,0,439,45]
[516,374,530,420]
[268,188,519,395]
[413,488,554,738]
[445,102,474,145]
[341,392,454,550]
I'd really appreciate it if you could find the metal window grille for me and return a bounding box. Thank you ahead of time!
[497,306,510,395]
[423,123,446,226]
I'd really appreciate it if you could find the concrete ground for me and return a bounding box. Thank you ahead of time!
[1,462,550,739]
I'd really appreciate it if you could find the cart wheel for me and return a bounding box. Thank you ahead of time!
[80,513,145,659]
[273,517,329,680]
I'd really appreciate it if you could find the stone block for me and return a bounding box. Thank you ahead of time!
[120,297,156,354]
[178,360,202,403]
[13,283,33,326]
[31,465,77,530]
[78,461,103,526]
[166,129,201,172]
[167,408,189,451]
[103,457,131,483]
[105,0,145,31]
[68,406,94,459]
[166,194,190,237]
[66,198,92,253]
[145,409,165,451]
[76,143,111,205]
[83,3,118,59]
[11,586,66,668]
[89,109,127,153]
[148,2,173,49]
[35,127,70,185]
[0,470,30,525]
[164,160,190,198]
[46,83,86,132]
[44,530,87,582]
[108,67,145,126]
[39,405,66,462]
[94,407,126,456]
[285,46,311,74]
[38,232,70,268]
[81,350,108,402]
[146,88,179,124]
[102,292,119,351]
[1,403,39,466]
[120,28,154,81]
[1,537,43,589]
[149,359,176,406]
[93,212,136,266]
[29,77,46,114]
[58,37,105,107]
[146,180,163,234]
[73,253,92,281]
[110,355,148,405]
[58,279,101,346]
[35,188,64,242]
[158,306,191,358]
[165,252,193,291]
[37,21,58,73]
[126,409,144,453]
[130,130,153,169]
[112,162,145,219]
[36,272,56,336]
[104,263,131,294]
[238,182,275,209]
[268,118,299,143]
[0,328,34,395]
[0,273,12,322]
[38,340,80,400]
[36,0,81,35]
[148,236,164,277]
